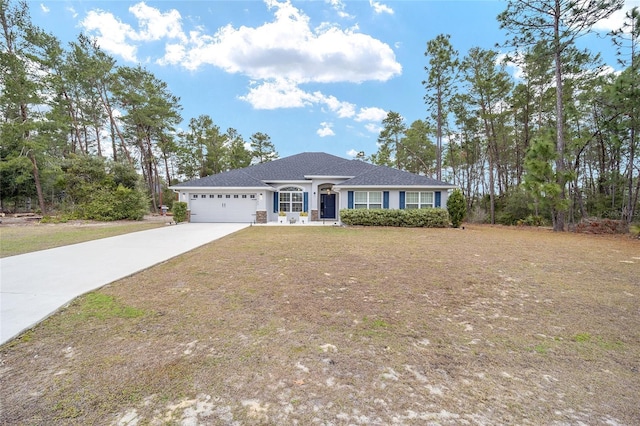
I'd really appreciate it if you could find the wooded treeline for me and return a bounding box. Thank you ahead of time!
[0,0,278,218]
[371,0,639,229]
[2,0,638,229]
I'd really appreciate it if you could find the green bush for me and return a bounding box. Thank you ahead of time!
[339,208,449,228]
[172,201,188,223]
[447,188,466,228]
[80,185,148,221]
[516,215,546,227]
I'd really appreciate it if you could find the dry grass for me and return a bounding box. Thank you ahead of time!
[0,219,165,258]
[1,225,639,425]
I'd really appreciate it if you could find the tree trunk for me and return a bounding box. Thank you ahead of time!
[99,84,131,164]
[28,151,46,214]
[553,1,566,231]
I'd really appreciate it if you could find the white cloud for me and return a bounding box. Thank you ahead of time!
[369,0,394,15]
[346,149,362,158]
[160,43,187,66]
[497,52,525,80]
[81,10,139,62]
[365,123,382,133]
[593,1,640,32]
[319,94,356,118]
[355,107,387,122]
[66,6,78,19]
[325,0,353,19]
[128,3,186,43]
[80,0,398,129]
[40,4,49,13]
[317,122,335,137]
[165,0,401,83]
[81,3,187,63]
[239,78,315,109]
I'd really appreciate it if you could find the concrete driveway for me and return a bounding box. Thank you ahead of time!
[0,223,249,345]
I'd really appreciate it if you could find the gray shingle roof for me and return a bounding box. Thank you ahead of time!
[336,165,453,187]
[310,158,378,177]
[172,152,454,188]
[174,168,271,188]
[245,152,348,180]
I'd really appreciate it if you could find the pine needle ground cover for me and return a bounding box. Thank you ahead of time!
[1,226,638,424]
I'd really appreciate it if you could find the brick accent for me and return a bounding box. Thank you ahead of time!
[311,209,318,221]
[186,210,191,223]
[256,210,267,224]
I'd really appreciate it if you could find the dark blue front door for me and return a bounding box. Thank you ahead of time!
[320,194,336,219]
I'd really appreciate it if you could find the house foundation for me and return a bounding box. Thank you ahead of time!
[311,209,319,221]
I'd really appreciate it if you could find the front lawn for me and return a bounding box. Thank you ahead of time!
[0,220,165,258]
[1,226,638,424]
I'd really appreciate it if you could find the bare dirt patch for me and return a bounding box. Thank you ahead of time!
[1,225,638,425]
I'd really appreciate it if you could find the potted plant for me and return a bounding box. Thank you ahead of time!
[278,211,287,224]
[299,211,308,224]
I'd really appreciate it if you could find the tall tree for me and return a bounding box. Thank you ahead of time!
[611,7,640,223]
[225,128,252,170]
[250,132,278,164]
[498,0,624,230]
[0,0,54,213]
[399,119,436,176]
[374,111,406,169]
[461,47,513,224]
[449,93,484,213]
[110,66,182,211]
[423,34,459,181]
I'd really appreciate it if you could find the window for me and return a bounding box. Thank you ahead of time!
[234,195,239,198]
[250,195,256,199]
[279,187,303,212]
[201,194,206,198]
[192,194,198,199]
[242,195,247,199]
[217,194,223,198]
[405,191,434,209]
[226,195,231,198]
[354,191,382,209]
[209,194,215,198]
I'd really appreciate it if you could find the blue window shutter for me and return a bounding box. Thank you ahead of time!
[273,192,279,213]
[303,192,308,212]
[399,191,405,209]
[348,191,354,209]
[383,191,389,209]
[435,191,441,208]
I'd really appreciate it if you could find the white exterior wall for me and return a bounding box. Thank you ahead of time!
[336,188,451,210]
[267,183,313,222]
[175,186,453,223]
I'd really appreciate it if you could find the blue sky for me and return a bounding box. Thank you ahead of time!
[30,0,640,159]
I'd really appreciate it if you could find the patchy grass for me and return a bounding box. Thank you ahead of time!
[1,225,639,425]
[0,220,164,258]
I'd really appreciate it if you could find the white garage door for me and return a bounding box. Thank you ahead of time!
[189,193,257,223]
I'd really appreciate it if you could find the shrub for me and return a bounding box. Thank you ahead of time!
[80,185,148,221]
[339,208,449,228]
[516,215,546,227]
[172,202,188,223]
[447,188,466,228]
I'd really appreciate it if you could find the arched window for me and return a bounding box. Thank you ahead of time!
[279,187,303,212]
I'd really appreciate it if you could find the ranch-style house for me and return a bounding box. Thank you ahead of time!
[170,152,457,224]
